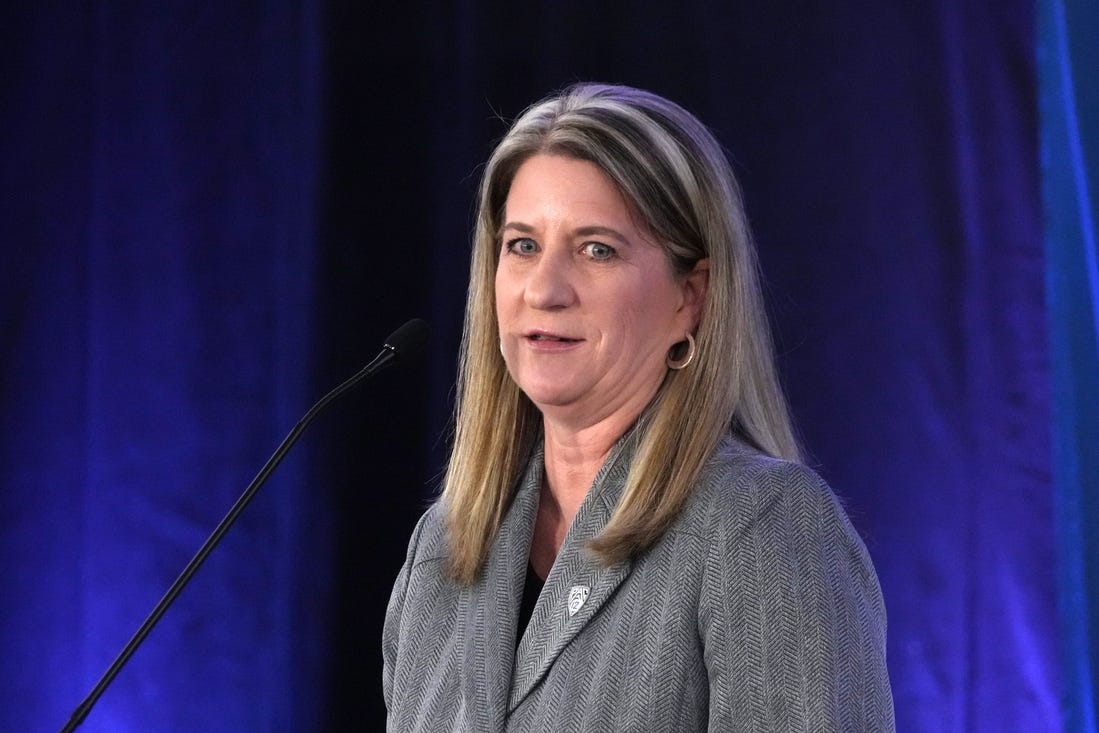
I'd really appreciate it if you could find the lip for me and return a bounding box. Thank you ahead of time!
[524,328,580,340]
[521,329,584,350]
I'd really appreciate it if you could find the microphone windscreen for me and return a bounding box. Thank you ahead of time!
[384,318,430,361]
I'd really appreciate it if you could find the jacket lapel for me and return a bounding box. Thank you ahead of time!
[461,450,541,732]
[508,433,638,712]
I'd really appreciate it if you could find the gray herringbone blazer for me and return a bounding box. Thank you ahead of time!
[383,434,895,731]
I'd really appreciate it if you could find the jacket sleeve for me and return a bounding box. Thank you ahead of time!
[699,460,895,732]
[381,505,433,711]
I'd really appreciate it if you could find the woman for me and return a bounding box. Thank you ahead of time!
[384,83,894,731]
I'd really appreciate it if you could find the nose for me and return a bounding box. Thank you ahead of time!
[524,247,576,310]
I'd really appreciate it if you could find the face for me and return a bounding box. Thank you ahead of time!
[495,154,707,427]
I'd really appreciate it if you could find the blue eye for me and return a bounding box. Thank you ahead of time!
[584,242,616,260]
[506,237,538,255]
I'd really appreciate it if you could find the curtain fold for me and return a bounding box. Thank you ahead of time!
[1041,0,1099,730]
[1,4,325,731]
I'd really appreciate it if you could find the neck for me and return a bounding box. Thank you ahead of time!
[528,411,637,579]
[529,383,656,579]
[540,408,638,519]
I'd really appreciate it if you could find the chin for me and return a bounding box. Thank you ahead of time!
[518,384,585,412]
[523,393,575,411]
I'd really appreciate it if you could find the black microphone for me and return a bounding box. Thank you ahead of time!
[59,318,430,733]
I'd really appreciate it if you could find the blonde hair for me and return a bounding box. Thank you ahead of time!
[443,83,799,583]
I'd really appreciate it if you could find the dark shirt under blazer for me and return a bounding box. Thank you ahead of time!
[383,433,895,731]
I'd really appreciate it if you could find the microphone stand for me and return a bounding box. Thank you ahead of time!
[59,319,427,733]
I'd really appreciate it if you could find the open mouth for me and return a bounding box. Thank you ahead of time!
[528,333,580,343]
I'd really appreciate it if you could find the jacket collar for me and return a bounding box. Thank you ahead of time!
[459,445,541,731]
[460,424,644,727]
[508,425,642,711]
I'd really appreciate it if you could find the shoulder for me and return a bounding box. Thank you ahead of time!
[678,435,882,602]
[681,436,851,539]
[683,437,894,728]
[680,434,886,631]
[398,498,451,570]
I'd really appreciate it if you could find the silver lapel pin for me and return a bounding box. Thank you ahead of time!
[567,585,590,616]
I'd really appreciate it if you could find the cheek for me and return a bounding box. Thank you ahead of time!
[494,267,511,314]
[596,287,666,351]
[632,273,683,322]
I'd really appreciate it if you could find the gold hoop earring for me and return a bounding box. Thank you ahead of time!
[666,333,696,370]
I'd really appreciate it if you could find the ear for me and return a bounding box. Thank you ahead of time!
[678,258,710,332]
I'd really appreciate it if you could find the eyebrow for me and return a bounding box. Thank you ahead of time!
[500,222,630,245]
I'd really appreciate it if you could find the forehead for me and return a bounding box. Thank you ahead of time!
[503,154,636,226]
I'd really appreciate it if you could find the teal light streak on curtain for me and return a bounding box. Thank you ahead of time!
[1040,0,1099,730]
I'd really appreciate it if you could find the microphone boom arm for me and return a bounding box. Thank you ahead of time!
[59,319,427,733]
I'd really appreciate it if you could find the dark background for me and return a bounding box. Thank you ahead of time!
[1,2,1066,731]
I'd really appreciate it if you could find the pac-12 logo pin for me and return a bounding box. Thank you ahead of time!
[567,586,590,616]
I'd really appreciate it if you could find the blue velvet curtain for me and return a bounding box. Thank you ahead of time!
[1041,0,1099,730]
[0,2,1072,731]
[1,4,327,730]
